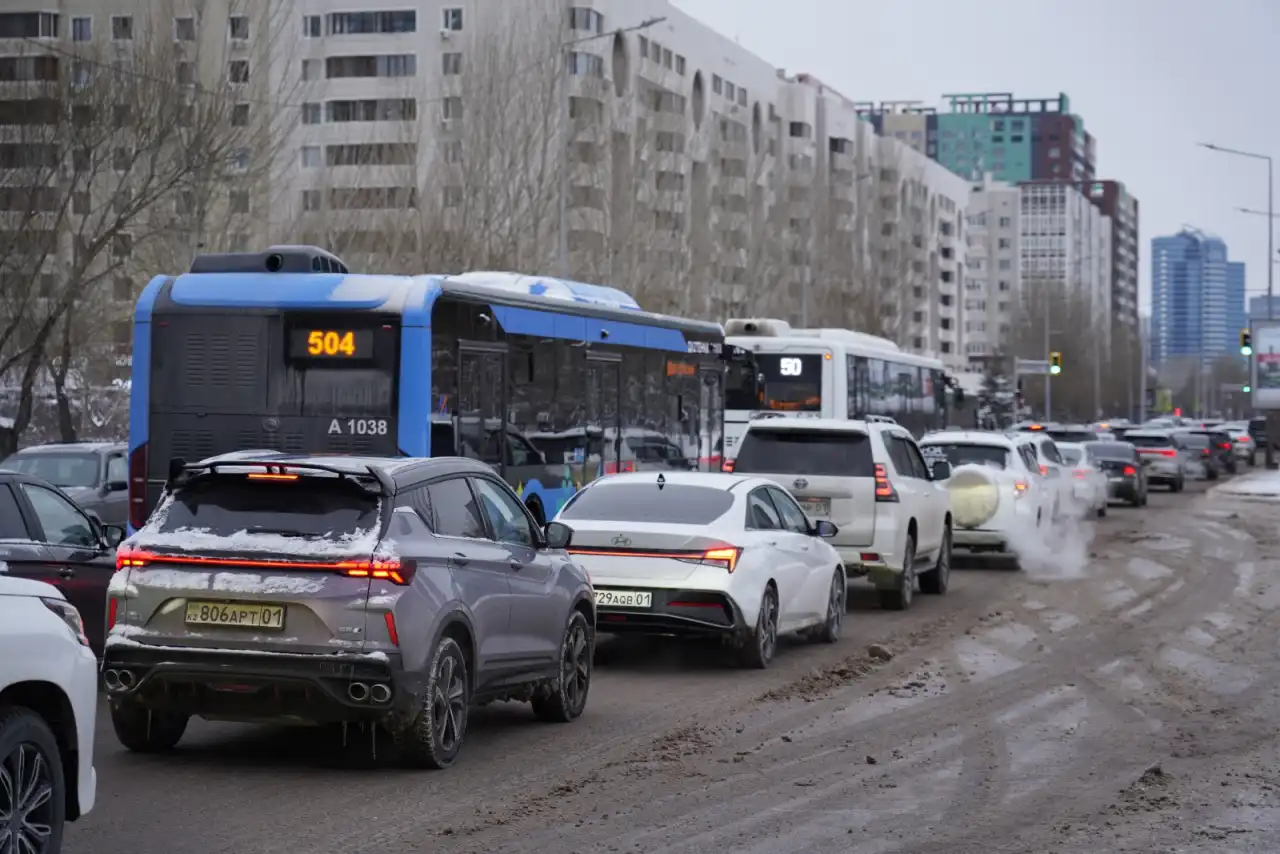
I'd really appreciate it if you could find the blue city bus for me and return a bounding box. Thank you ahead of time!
[127,246,754,533]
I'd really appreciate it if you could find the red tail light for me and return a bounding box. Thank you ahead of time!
[114,545,416,584]
[1072,468,1088,479]
[106,597,119,631]
[1122,465,1137,476]
[1013,480,1030,498]
[698,546,741,573]
[874,463,898,502]
[1039,464,1049,476]
[1201,448,1210,456]
[721,459,735,472]
[1140,448,1177,458]
[1219,442,1231,450]
[127,443,148,530]
[383,611,400,645]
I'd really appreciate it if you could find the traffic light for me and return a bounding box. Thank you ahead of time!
[1049,351,1062,375]
[1241,329,1253,356]
[1243,384,1253,393]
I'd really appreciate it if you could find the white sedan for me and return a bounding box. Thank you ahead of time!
[552,471,846,669]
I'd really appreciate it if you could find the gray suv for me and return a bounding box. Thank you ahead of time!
[1,442,128,526]
[101,452,595,769]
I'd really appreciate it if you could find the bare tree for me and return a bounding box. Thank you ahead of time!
[1009,277,1107,420]
[0,1,296,452]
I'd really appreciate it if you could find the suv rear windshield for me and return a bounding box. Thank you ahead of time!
[920,443,1009,470]
[1060,447,1083,464]
[1125,434,1173,449]
[1180,433,1209,448]
[1086,441,1137,461]
[558,483,733,525]
[733,429,874,477]
[154,475,381,541]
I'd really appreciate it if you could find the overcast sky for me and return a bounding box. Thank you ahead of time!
[671,0,1280,313]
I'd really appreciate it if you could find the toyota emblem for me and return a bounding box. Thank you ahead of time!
[611,534,632,546]
[793,477,808,489]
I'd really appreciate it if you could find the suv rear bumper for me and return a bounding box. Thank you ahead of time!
[101,643,420,724]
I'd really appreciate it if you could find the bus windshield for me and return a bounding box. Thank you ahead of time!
[754,353,823,412]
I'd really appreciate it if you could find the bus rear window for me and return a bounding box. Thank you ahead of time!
[754,354,822,412]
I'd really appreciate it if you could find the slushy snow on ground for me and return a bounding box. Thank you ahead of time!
[1210,469,1280,500]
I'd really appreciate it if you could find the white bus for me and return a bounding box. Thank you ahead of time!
[722,318,960,460]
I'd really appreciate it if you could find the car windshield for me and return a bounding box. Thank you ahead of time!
[150,475,381,544]
[558,483,734,525]
[1,452,99,488]
[1086,442,1136,461]
[733,429,874,477]
[1060,447,1084,464]
[920,443,1009,470]
[1125,434,1173,449]
[1181,433,1210,448]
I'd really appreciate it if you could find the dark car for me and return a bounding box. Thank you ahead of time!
[1249,416,1268,459]
[101,452,595,769]
[1192,429,1236,474]
[1175,431,1220,480]
[1,442,129,526]
[0,468,127,656]
[1083,441,1147,506]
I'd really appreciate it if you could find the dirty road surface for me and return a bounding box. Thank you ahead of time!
[68,484,1280,853]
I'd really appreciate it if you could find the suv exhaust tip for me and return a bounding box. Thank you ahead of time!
[117,669,136,689]
[369,683,391,703]
[103,669,121,690]
[347,682,369,703]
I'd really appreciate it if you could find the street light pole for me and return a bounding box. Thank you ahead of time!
[557,16,666,279]
[1199,142,1275,464]
[1043,290,1051,419]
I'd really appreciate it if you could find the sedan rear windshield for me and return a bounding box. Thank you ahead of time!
[1180,433,1210,448]
[558,483,734,525]
[153,475,381,541]
[733,429,874,477]
[920,443,1009,470]
[1125,434,1173,449]
[1086,442,1137,461]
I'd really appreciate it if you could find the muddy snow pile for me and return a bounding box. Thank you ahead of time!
[1209,470,1280,501]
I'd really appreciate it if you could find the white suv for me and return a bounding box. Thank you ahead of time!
[0,568,99,851]
[731,418,953,611]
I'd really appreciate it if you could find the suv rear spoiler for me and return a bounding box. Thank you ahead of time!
[166,457,394,496]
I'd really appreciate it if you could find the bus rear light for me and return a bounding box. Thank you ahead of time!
[128,443,148,530]
[874,464,898,502]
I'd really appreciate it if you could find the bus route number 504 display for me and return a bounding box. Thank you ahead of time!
[290,328,374,359]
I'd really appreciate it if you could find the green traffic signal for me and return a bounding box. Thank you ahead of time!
[1243,384,1252,393]
[1241,329,1253,356]
[1048,351,1062,375]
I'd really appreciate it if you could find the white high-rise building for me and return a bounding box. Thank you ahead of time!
[962,176,1021,370]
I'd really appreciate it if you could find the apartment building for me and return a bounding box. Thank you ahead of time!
[962,177,1021,368]
[1084,179,1139,331]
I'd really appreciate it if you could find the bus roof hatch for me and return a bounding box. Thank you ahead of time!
[189,245,350,275]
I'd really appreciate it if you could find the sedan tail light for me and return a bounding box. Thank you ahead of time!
[1122,465,1137,476]
[677,546,742,573]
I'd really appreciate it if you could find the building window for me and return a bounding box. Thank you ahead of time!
[228,60,249,83]
[638,35,648,58]
[228,15,249,40]
[788,122,811,139]
[114,276,132,302]
[568,52,603,77]
[325,54,416,78]
[997,237,1010,249]
[442,52,462,75]
[303,15,321,37]
[229,191,250,214]
[112,233,133,258]
[442,97,463,120]
[301,145,321,168]
[231,103,249,126]
[569,7,603,33]
[230,148,249,171]
[301,190,322,211]
[173,16,195,41]
[712,74,722,94]
[442,8,463,31]
[302,59,321,81]
[302,102,321,124]
[328,11,416,34]
[675,55,685,75]
[111,15,133,41]
[71,16,91,42]
[113,147,131,171]
[176,61,194,85]
[662,48,672,69]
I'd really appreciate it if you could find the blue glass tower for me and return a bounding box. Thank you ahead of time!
[1151,229,1246,368]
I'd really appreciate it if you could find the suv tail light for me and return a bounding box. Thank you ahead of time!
[114,545,417,585]
[1219,442,1231,450]
[1122,465,1137,476]
[128,443,148,530]
[1072,468,1088,479]
[874,463,898,502]
[1039,464,1048,476]
[1013,479,1030,498]
[721,459,735,472]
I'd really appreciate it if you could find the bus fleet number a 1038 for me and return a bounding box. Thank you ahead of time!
[327,418,390,436]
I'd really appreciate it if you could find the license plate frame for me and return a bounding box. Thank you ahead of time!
[799,497,831,517]
[595,589,653,609]
[184,601,286,630]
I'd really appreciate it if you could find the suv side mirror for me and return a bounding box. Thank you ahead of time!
[100,524,127,548]
[105,479,127,493]
[812,519,838,538]
[930,460,952,481]
[543,521,573,550]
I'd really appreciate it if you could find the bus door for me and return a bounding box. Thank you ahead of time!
[457,342,508,475]
[585,354,621,479]
[699,367,724,471]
